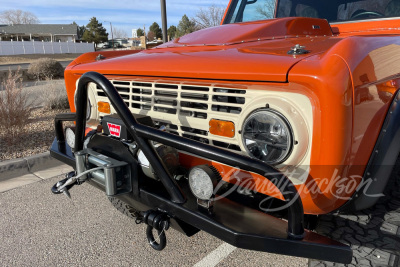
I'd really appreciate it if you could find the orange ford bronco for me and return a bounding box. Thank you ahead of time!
[50,0,400,265]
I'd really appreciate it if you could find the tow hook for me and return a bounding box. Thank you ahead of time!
[51,166,105,198]
[143,210,170,251]
[51,171,80,198]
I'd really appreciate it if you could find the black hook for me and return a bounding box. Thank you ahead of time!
[51,171,76,194]
[143,210,170,251]
[146,225,167,251]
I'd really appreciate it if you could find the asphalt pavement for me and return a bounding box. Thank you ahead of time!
[0,171,307,267]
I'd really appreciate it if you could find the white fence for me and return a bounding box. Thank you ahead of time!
[0,40,95,56]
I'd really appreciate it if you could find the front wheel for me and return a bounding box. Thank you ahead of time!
[309,159,400,266]
[108,196,140,219]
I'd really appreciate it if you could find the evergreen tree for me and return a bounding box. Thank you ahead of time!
[167,25,177,40]
[78,25,86,39]
[81,17,108,44]
[149,22,162,39]
[176,15,197,38]
[72,21,86,39]
[137,28,144,37]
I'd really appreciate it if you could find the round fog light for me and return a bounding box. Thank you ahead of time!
[188,165,219,200]
[65,127,76,149]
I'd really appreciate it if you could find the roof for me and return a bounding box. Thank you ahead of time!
[0,24,77,35]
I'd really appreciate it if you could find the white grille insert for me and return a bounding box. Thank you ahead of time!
[95,80,250,152]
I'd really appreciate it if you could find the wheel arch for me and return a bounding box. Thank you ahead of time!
[342,88,400,211]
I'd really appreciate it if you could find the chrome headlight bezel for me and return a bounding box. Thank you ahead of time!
[241,109,294,165]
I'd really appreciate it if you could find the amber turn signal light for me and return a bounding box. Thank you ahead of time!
[98,102,111,114]
[209,119,235,138]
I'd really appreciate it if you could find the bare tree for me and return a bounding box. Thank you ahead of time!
[112,27,128,38]
[193,5,225,30]
[255,0,276,20]
[147,31,156,41]
[0,9,40,24]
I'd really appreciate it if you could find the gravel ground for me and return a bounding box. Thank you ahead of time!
[0,107,70,161]
[1,78,70,161]
[0,54,81,162]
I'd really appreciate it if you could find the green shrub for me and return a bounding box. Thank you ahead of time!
[27,58,64,80]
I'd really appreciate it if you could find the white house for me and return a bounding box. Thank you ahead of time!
[0,24,78,42]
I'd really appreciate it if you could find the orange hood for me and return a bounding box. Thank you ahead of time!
[69,17,340,82]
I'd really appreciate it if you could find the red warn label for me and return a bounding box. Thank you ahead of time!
[107,123,121,137]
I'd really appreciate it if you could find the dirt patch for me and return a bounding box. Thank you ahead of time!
[0,53,83,65]
[0,107,70,161]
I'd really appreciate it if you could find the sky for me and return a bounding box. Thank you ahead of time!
[0,0,229,38]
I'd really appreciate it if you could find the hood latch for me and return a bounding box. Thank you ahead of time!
[288,44,310,55]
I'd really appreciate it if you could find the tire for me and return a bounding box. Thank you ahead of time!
[309,159,400,266]
[108,196,140,219]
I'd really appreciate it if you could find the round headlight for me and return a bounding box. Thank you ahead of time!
[242,109,293,164]
[188,165,218,200]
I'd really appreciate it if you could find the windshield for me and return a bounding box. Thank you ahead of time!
[224,0,400,24]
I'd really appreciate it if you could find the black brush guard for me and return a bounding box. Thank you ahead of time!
[50,72,352,264]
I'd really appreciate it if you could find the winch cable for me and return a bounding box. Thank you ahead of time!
[52,166,105,198]
[58,166,104,190]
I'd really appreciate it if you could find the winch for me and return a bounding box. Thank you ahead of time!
[51,113,181,250]
[75,148,132,196]
[53,113,180,196]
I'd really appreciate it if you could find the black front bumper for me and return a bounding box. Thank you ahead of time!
[50,71,352,264]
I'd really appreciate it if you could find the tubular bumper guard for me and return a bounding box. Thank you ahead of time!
[50,72,352,264]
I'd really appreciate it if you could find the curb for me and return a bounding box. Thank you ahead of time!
[0,152,65,181]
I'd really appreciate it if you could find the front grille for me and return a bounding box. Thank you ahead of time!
[95,80,248,152]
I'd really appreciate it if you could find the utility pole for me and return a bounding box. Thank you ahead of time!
[105,21,114,49]
[160,0,167,43]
